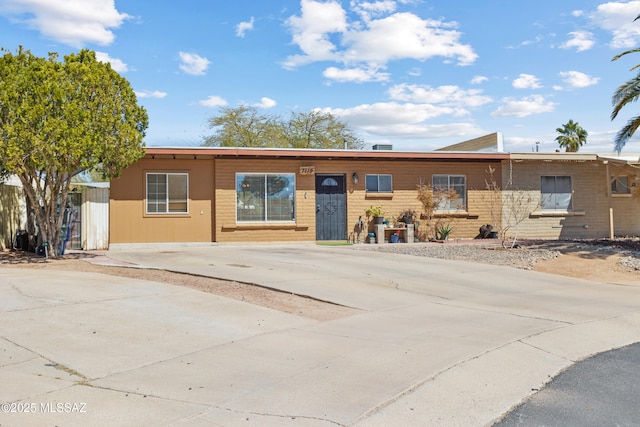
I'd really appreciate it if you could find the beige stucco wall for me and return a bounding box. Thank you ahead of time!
[110,158,215,244]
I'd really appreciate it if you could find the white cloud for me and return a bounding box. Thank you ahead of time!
[178,52,211,76]
[559,70,600,88]
[323,66,390,82]
[252,97,277,108]
[342,12,477,66]
[388,83,492,108]
[199,95,228,107]
[135,90,167,99]
[283,0,348,68]
[351,0,397,22]
[236,17,255,37]
[0,0,130,47]
[508,35,544,49]
[319,102,483,139]
[572,10,585,17]
[321,102,455,126]
[590,0,640,48]
[492,95,556,118]
[283,1,477,71]
[560,31,595,52]
[470,75,488,84]
[512,74,542,89]
[95,51,128,73]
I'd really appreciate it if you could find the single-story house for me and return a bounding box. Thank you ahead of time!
[108,135,640,247]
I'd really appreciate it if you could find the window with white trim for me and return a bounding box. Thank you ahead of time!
[236,173,295,222]
[146,173,188,214]
[541,176,572,210]
[432,174,466,210]
[611,176,631,194]
[365,174,392,193]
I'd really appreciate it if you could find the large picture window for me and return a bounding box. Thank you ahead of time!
[236,173,295,222]
[541,176,572,210]
[432,174,466,210]
[365,174,393,193]
[146,173,188,214]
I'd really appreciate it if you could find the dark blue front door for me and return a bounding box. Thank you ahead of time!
[315,174,347,240]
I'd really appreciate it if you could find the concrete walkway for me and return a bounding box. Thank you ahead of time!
[1,243,639,426]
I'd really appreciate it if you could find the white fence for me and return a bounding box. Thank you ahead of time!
[81,187,109,250]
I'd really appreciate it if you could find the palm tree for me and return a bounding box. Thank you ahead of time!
[611,14,640,153]
[555,119,588,152]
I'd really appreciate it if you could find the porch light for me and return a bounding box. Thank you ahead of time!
[352,172,359,184]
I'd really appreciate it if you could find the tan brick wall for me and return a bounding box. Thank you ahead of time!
[609,164,640,236]
[503,159,615,239]
[214,158,502,242]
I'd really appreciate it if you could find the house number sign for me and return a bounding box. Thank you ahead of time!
[299,166,315,175]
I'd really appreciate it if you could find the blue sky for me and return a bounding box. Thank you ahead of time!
[2,0,640,153]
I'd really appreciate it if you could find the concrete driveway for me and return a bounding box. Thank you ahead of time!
[1,243,640,426]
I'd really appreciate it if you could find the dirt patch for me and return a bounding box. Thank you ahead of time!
[530,240,640,285]
[0,250,360,322]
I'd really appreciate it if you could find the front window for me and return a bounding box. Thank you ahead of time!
[611,176,631,194]
[365,174,393,193]
[541,176,572,210]
[432,175,466,210]
[146,173,188,214]
[236,173,295,222]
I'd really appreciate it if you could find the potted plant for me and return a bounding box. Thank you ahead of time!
[398,209,417,225]
[436,222,453,241]
[365,205,385,225]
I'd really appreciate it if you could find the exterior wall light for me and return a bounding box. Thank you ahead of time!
[352,172,359,184]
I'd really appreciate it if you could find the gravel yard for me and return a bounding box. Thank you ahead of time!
[353,241,562,270]
[356,238,640,269]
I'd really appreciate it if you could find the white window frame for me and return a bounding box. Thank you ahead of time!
[432,174,466,211]
[236,173,296,223]
[365,174,393,193]
[146,172,189,214]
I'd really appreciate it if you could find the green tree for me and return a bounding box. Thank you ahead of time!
[203,106,364,149]
[203,105,282,147]
[284,110,364,149]
[611,15,640,152]
[0,47,148,257]
[555,119,587,152]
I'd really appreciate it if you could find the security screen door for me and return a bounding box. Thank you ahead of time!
[315,174,347,240]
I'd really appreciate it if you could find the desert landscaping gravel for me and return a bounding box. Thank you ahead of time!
[353,239,640,272]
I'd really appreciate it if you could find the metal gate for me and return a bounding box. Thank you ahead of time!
[65,192,82,250]
[315,174,347,241]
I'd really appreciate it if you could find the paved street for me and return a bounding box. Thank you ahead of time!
[1,243,639,426]
[495,342,640,426]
